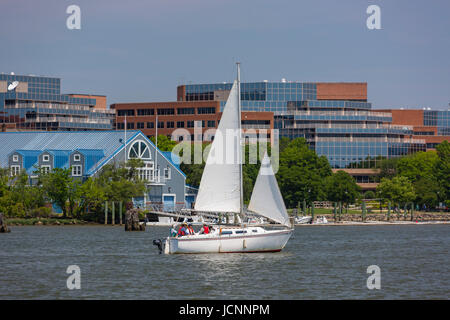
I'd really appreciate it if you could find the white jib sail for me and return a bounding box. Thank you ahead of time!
[194,80,241,213]
[248,152,291,228]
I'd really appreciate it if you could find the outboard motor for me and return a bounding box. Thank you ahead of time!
[153,239,163,254]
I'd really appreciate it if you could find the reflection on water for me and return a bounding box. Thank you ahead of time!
[0,225,449,299]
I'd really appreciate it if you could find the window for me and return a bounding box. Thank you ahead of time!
[137,122,145,129]
[72,165,82,176]
[117,109,135,116]
[177,108,195,115]
[74,154,81,161]
[187,121,194,128]
[207,120,215,127]
[117,123,125,129]
[138,162,154,181]
[158,122,164,128]
[147,122,154,129]
[12,155,19,162]
[42,154,50,162]
[128,140,151,160]
[177,121,184,128]
[198,107,215,114]
[157,108,175,115]
[137,109,154,116]
[164,167,171,180]
[127,122,134,129]
[221,231,233,235]
[167,121,174,128]
[10,165,20,176]
[41,165,51,174]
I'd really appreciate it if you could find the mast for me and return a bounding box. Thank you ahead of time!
[155,114,158,182]
[124,114,127,165]
[237,62,244,218]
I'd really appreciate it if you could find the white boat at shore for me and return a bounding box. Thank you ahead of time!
[164,64,292,254]
[295,216,312,224]
[313,216,328,224]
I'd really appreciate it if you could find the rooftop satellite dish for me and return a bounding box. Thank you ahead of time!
[8,81,19,91]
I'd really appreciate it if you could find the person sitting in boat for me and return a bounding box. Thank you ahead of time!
[170,225,177,237]
[198,224,210,235]
[187,224,195,235]
[177,224,188,237]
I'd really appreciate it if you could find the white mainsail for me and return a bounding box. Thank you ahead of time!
[248,153,291,228]
[194,80,242,213]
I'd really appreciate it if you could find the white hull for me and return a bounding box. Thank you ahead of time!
[164,227,292,254]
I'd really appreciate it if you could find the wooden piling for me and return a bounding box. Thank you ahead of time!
[104,201,108,225]
[119,201,123,225]
[112,201,115,226]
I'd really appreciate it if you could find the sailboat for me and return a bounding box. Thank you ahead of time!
[164,64,293,254]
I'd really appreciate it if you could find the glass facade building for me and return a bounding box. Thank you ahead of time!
[0,73,115,131]
[180,81,426,169]
[424,110,450,136]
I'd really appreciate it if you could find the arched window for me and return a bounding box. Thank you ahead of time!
[128,140,154,182]
[128,140,151,160]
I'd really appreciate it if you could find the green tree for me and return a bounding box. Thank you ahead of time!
[397,151,439,183]
[276,138,332,207]
[40,168,72,217]
[363,190,376,199]
[435,141,450,205]
[97,159,146,208]
[413,177,440,209]
[149,135,177,152]
[324,170,361,205]
[76,177,106,217]
[376,176,416,208]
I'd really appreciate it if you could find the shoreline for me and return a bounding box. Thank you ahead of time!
[296,221,450,226]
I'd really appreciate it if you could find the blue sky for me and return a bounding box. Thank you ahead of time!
[0,0,449,109]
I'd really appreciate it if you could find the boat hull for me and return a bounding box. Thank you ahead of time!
[165,228,292,254]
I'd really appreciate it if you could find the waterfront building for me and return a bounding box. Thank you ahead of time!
[177,81,428,190]
[0,130,194,210]
[110,101,273,142]
[373,109,450,150]
[0,73,115,131]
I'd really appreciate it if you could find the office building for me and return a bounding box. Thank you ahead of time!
[178,81,429,190]
[0,73,115,131]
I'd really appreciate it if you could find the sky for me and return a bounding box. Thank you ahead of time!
[0,0,449,109]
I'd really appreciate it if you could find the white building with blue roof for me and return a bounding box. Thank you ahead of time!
[0,130,196,211]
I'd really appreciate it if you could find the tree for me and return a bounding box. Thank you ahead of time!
[76,178,106,217]
[397,151,439,183]
[435,141,450,205]
[324,170,361,205]
[363,190,376,199]
[376,176,416,208]
[97,159,146,207]
[276,138,332,207]
[40,168,72,217]
[413,177,440,209]
[149,135,177,152]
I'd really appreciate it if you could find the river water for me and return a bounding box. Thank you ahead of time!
[0,225,448,299]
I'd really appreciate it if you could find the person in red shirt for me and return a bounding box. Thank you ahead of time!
[199,224,210,235]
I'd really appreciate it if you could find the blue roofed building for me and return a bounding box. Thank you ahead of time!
[0,130,195,211]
